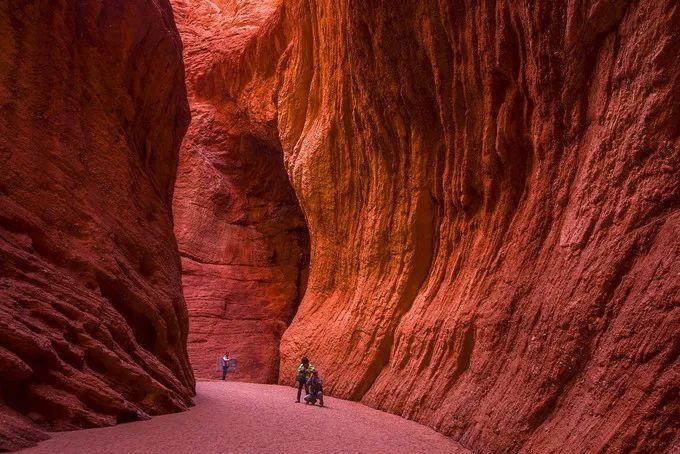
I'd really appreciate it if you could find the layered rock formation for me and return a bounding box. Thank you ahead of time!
[171,0,309,383]
[0,1,193,450]
[276,0,679,452]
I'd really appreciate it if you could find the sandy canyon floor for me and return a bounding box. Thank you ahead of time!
[21,380,468,453]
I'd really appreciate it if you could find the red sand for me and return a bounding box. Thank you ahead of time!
[22,380,469,453]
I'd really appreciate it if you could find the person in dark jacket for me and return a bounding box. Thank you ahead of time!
[304,369,324,407]
[295,356,314,403]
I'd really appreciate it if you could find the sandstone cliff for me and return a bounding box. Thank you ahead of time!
[171,0,309,383]
[0,1,193,449]
[277,1,679,452]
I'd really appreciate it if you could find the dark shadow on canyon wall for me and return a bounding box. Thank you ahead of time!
[0,1,194,450]
[171,0,310,384]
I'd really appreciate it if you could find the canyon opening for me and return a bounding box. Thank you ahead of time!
[0,1,678,453]
[172,0,310,383]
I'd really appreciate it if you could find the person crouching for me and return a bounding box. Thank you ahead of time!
[304,369,324,407]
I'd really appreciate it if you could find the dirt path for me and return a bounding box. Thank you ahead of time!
[22,380,469,453]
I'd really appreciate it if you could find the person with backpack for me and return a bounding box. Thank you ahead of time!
[295,356,314,403]
[304,369,324,407]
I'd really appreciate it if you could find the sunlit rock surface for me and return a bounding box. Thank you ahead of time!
[277,1,679,452]
[171,0,309,383]
[0,1,193,449]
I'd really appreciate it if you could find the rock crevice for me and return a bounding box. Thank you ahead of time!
[171,0,310,384]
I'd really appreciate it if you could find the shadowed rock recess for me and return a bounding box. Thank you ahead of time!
[171,0,309,383]
[0,1,194,450]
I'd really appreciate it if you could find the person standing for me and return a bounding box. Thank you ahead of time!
[219,352,230,381]
[304,369,324,407]
[295,356,314,403]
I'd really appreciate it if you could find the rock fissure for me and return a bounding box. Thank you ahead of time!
[171,0,310,384]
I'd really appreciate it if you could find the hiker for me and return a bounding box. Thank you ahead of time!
[295,356,314,403]
[219,352,230,381]
[304,369,324,407]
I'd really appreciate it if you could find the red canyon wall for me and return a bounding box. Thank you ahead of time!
[277,0,679,452]
[171,0,309,383]
[0,1,193,450]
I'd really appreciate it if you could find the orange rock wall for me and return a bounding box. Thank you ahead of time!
[171,0,309,383]
[277,1,679,452]
[0,1,193,450]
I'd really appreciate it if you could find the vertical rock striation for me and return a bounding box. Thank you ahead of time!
[171,0,309,383]
[277,0,679,452]
[0,1,193,449]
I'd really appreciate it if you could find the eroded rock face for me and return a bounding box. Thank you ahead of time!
[0,1,193,449]
[171,0,309,383]
[277,1,679,452]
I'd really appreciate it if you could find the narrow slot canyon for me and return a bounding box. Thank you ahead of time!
[171,0,310,383]
[0,0,678,453]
